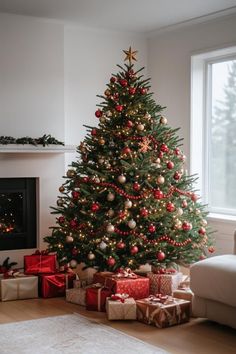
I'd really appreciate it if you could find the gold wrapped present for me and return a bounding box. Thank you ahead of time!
[106,295,136,320]
[136,297,190,328]
[147,271,182,295]
[0,275,38,301]
[66,287,86,306]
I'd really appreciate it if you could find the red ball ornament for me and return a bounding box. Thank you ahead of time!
[148,224,156,233]
[126,69,135,78]
[117,241,125,249]
[158,151,164,159]
[182,221,192,231]
[156,251,166,261]
[82,177,89,183]
[95,109,102,118]
[58,216,65,224]
[140,208,149,217]
[115,105,123,112]
[70,219,78,229]
[154,189,164,199]
[191,194,198,202]
[174,148,181,155]
[133,182,141,191]
[130,245,139,255]
[91,128,97,136]
[208,246,215,253]
[107,257,116,266]
[113,92,119,101]
[140,87,147,95]
[174,171,181,180]
[119,79,128,87]
[160,143,169,152]
[91,203,100,212]
[129,87,136,95]
[122,147,131,155]
[126,120,133,128]
[198,227,206,235]
[166,202,175,212]
[167,161,174,169]
[182,200,188,208]
[72,191,80,199]
[110,76,116,83]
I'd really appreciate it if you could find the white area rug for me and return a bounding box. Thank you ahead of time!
[0,314,169,354]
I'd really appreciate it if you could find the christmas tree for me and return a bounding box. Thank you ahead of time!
[44,47,214,271]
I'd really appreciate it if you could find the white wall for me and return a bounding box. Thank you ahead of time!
[148,13,236,254]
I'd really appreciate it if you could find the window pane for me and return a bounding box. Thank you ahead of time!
[210,59,236,213]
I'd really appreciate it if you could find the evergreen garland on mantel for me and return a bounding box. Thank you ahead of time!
[0,134,64,147]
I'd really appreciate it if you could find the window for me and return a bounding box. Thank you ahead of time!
[191,46,236,218]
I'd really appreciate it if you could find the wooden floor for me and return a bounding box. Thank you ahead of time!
[0,297,236,354]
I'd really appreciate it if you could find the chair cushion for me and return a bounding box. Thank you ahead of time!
[190,255,236,307]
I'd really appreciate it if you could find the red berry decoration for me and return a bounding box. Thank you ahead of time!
[140,208,149,217]
[156,251,166,261]
[129,87,136,95]
[122,147,131,155]
[133,182,141,191]
[113,92,119,101]
[167,161,174,169]
[119,79,128,87]
[166,202,175,212]
[154,189,164,199]
[130,245,139,255]
[126,120,133,128]
[91,202,100,212]
[58,216,65,224]
[140,87,147,95]
[72,191,80,199]
[174,171,181,180]
[126,69,135,78]
[91,128,97,136]
[116,241,125,249]
[95,109,102,118]
[148,224,156,233]
[70,219,78,229]
[182,221,192,231]
[110,76,116,83]
[116,105,123,112]
[198,227,206,235]
[160,143,169,152]
[107,257,116,266]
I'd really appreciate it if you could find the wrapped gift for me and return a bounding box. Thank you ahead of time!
[136,296,190,328]
[173,288,193,302]
[0,275,38,301]
[106,295,136,320]
[86,284,112,312]
[66,287,87,306]
[93,272,149,300]
[24,254,57,274]
[73,274,82,289]
[40,272,75,298]
[147,271,182,295]
[179,275,190,288]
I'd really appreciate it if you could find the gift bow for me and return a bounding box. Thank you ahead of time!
[110,293,130,303]
[153,268,177,275]
[113,268,137,279]
[33,250,49,256]
[147,294,170,304]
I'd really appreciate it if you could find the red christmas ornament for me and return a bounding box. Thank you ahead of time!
[182,221,192,231]
[107,257,116,266]
[71,248,78,256]
[174,148,181,155]
[126,69,135,78]
[174,171,181,180]
[140,208,149,217]
[166,202,175,212]
[154,189,164,199]
[110,76,116,83]
[130,245,139,255]
[182,200,188,208]
[116,241,125,249]
[70,219,78,229]
[133,182,141,191]
[126,120,133,128]
[208,246,215,253]
[95,109,102,118]
[198,227,206,235]
[113,92,119,101]
[167,161,174,169]
[91,203,100,212]
[156,251,166,261]
[140,87,147,95]
[72,191,80,199]
[58,216,65,224]
[122,147,131,155]
[129,87,136,95]
[119,79,128,87]
[82,177,89,183]
[191,193,198,202]
[91,128,97,136]
[148,224,156,233]
[158,151,164,159]
[160,143,169,153]
[116,105,123,112]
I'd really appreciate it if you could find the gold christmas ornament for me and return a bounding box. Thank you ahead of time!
[104,89,111,97]
[70,259,78,268]
[137,124,145,131]
[66,235,74,243]
[160,116,168,124]
[99,138,105,145]
[106,223,115,233]
[157,175,165,184]
[124,199,132,209]
[117,174,126,184]
[66,169,76,178]
[87,252,96,260]
[108,208,115,217]
[59,186,65,193]
[99,117,106,123]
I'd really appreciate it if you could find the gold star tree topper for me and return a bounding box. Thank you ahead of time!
[123,47,138,64]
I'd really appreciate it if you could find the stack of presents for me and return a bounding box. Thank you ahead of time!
[0,253,193,329]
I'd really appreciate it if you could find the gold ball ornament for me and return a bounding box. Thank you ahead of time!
[108,208,115,217]
[106,110,112,117]
[137,124,145,131]
[66,235,74,243]
[104,89,111,97]
[99,138,105,145]
[57,198,64,206]
[201,219,208,226]
[106,223,115,233]
[144,113,151,119]
[99,117,106,124]
[67,169,76,178]
[107,192,115,201]
[70,259,78,268]
[157,175,165,184]
[117,174,126,184]
[160,116,168,124]
[87,252,96,260]
[124,199,132,209]
[98,158,104,164]
[59,186,65,193]
[174,219,182,229]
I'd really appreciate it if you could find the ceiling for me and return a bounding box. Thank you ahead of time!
[0,0,236,33]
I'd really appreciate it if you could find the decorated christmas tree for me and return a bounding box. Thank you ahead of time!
[44,48,214,271]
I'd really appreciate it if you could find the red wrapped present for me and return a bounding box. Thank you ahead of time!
[24,253,57,275]
[40,272,75,298]
[93,272,149,300]
[86,284,112,312]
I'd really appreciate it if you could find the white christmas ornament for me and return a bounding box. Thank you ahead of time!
[99,241,107,250]
[157,175,165,184]
[70,259,78,268]
[201,219,208,226]
[106,224,115,233]
[87,252,96,260]
[98,158,104,164]
[176,208,183,216]
[66,235,74,243]
[160,116,168,124]
[107,192,115,201]
[128,219,136,229]
[124,199,132,209]
[118,174,126,184]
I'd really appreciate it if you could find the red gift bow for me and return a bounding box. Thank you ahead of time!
[3,269,21,279]
[113,268,138,279]
[110,293,130,303]
[147,294,169,304]
[33,249,49,256]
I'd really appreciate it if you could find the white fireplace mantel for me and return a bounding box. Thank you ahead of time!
[0,144,76,153]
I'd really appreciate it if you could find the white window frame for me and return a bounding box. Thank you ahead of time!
[191,45,236,221]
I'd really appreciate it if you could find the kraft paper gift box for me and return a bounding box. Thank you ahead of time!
[66,287,87,306]
[136,297,190,328]
[147,271,182,296]
[0,275,38,301]
[24,254,57,275]
[93,272,150,300]
[106,296,136,320]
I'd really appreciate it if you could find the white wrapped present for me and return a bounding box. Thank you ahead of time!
[106,295,136,320]
[0,275,38,301]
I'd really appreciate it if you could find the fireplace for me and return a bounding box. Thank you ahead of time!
[0,178,37,251]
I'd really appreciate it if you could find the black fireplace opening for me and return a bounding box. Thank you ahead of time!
[0,178,37,251]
